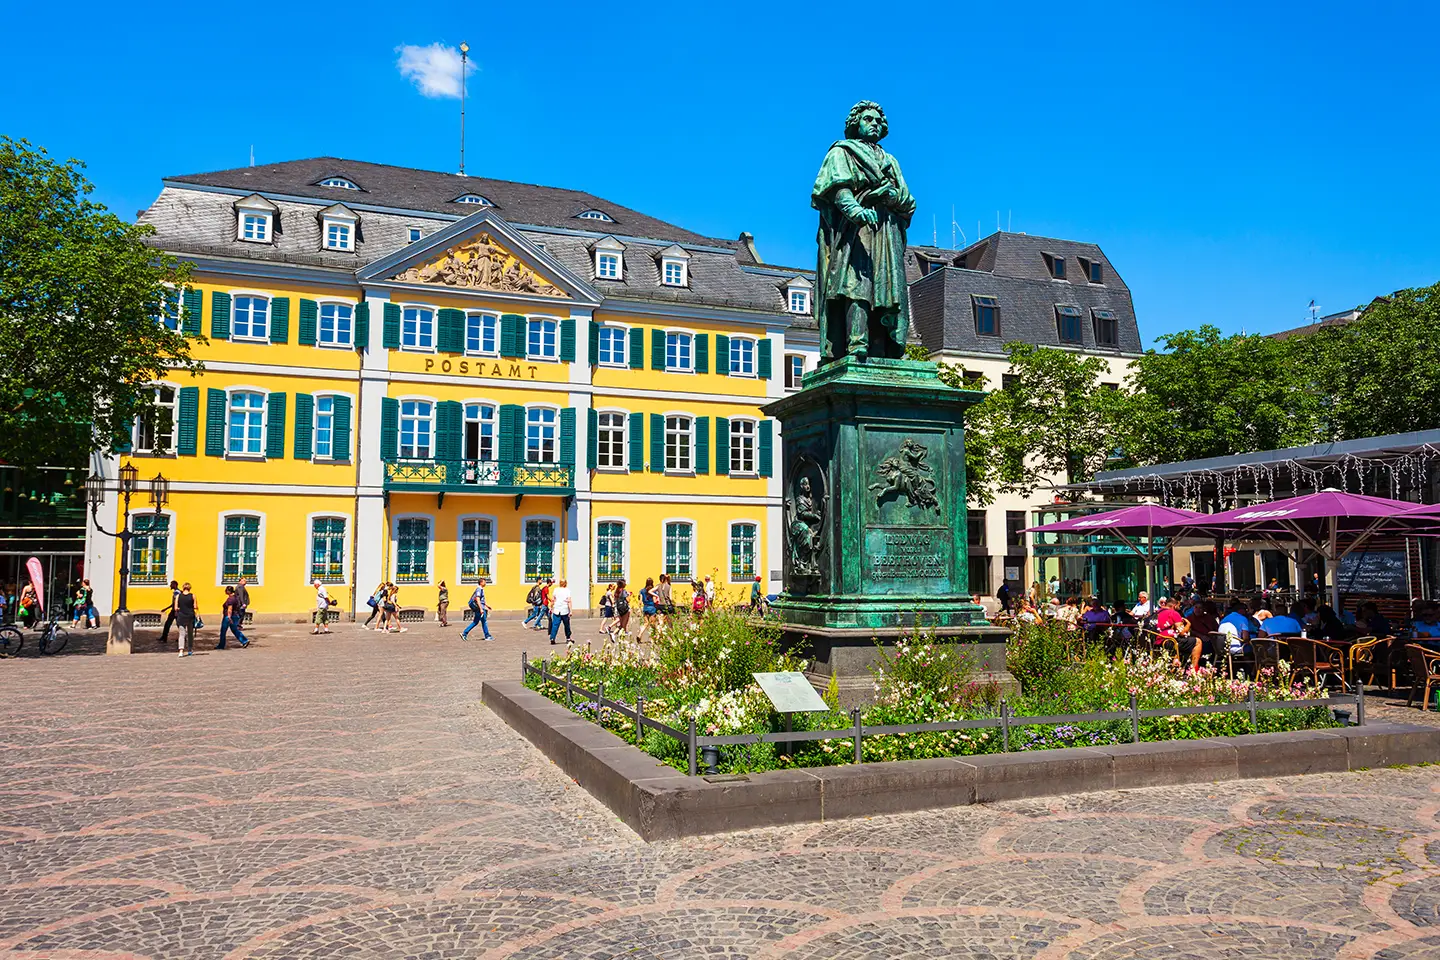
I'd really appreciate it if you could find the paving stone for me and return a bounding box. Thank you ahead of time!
[904,856,1151,922]
[1144,863,1392,933]
[1066,921,1353,959]
[783,913,1079,960]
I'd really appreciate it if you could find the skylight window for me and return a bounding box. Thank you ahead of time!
[318,177,359,190]
[577,209,613,222]
[454,194,493,206]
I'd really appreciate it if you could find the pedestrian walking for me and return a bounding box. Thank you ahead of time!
[383,583,405,633]
[217,585,250,648]
[637,578,659,642]
[657,574,674,617]
[691,582,708,618]
[175,582,197,657]
[749,575,764,614]
[437,581,450,627]
[17,583,37,628]
[159,580,180,645]
[539,578,554,633]
[363,581,384,629]
[79,579,97,628]
[548,578,573,644]
[311,580,332,634]
[614,578,632,639]
[703,575,716,609]
[234,576,252,638]
[461,578,493,640]
[522,580,545,629]
[598,584,617,641]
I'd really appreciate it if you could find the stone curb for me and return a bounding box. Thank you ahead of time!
[480,679,1440,841]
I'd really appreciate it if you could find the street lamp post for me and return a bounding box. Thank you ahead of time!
[84,467,168,654]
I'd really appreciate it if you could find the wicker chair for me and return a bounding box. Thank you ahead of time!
[1290,636,1347,690]
[1348,636,1392,688]
[1251,635,1291,675]
[1405,644,1440,712]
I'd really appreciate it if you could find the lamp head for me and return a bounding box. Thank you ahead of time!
[118,462,138,495]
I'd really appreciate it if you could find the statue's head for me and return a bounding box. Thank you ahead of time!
[845,101,888,143]
[798,476,811,494]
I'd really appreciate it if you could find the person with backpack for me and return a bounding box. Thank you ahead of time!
[692,582,708,618]
[637,578,660,642]
[598,584,617,641]
[461,578,492,640]
[614,578,632,638]
[522,580,545,630]
[216,585,249,649]
[363,581,384,629]
[175,582,197,657]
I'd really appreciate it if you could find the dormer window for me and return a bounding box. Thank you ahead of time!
[1045,253,1067,280]
[408,227,422,242]
[318,204,358,252]
[592,236,625,281]
[234,194,278,244]
[578,209,613,222]
[1055,305,1083,343]
[454,194,492,206]
[1088,260,1104,284]
[656,244,690,287]
[318,177,359,190]
[241,212,270,242]
[785,276,813,315]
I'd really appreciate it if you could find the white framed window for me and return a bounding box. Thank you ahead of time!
[664,520,694,580]
[662,259,686,286]
[665,414,693,472]
[527,318,558,360]
[729,418,757,474]
[394,515,432,583]
[313,395,336,459]
[219,511,265,584]
[665,331,694,373]
[454,194,492,206]
[308,515,347,583]
[323,220,353,251]
[459,516,495,582]
[523,518,556,581]
[318,177,359,190]
[466,312,499,356]
[526,406,558,463]
[239,211,271,242]
[730,522,759,581]
[226,390,266,456]
[578,209,613,221]
[788,289,809,314]
[318,301,353,347]
[597,325,628,366]
[597,252,621,279]
[729,336,757,377]
[133,383,178,454]
[130,511,174,584]
[596,410,627,469]
[408,227,422,242]
[399,399,434,459]
[401,305,435,351]
[232,295,270,341]
[155,287,181,330]
[596,519,627,583]
[463,402,496,462]
[785,353,806,391]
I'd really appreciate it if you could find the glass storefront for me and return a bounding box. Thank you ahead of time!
[1031,504,1171,606]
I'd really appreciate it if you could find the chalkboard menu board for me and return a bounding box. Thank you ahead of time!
[1338,550,1409,596]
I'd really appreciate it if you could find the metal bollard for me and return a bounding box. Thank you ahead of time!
[1248,684,1258,731]
[851,708,862,764]
[688,715,698,777]
[1000,700,1010,753]
[1356,682,1366,726]
[1129,692,1140,743]
[521,650,528,680]
[636,697,645,744]
[597,681,606,720]
[566,665,574,708]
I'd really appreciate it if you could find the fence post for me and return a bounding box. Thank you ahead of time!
[597,680,606,719]
[1248,684,1258,731]
[636,697,645,745]
[1129,692,1140,743]
[688,715,698,777]
[1000,700,1010,753]
[851,708,862,764]
[566,665,574,709]
[1356,681,1366,726]
[521,650,528,680]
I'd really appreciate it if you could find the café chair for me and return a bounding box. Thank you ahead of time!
[1251,635,1290,675]
[1405,644,1440,712]
[1348,636,1392,689]
[1290,636,1347,690]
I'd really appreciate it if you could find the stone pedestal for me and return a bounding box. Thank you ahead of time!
[762,357,1014,702]
[106,612,133,655]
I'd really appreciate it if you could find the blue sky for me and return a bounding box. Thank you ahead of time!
[3,0,1437,344]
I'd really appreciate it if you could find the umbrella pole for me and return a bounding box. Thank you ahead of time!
[1329,522,1341,612]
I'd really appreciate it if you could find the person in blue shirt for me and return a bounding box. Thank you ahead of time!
[1412,604,1440,650]
[1218,601,1256,655]
[1260,604,1305,637]
[461,579,493,641]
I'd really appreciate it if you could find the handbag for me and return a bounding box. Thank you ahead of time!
[194,616,205,630]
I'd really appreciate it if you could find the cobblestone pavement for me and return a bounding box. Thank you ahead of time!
[4,617,1440,958]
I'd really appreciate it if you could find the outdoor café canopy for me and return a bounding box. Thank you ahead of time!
[1027,504,1206,597]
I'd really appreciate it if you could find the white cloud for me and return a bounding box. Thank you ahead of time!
[396,43,476,99]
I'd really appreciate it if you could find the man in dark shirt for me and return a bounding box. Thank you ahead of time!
[1359,602,1392,638]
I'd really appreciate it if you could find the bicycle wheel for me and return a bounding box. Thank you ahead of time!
[40,624,68,656]
[0,624,21,657]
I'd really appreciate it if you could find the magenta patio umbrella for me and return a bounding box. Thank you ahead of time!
[1027,504,1207,598]
[1156,491,1440,609]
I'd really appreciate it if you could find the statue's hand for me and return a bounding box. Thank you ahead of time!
[851,206,878,227]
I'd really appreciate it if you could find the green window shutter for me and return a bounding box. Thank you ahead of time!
[715,416,730,476]
[380,397,399,460]
[758,337,773,379]
[629,326,644,369]
[559,408,576,467]
[270,297,290,344]
[182,289,203,336]
[265,392,287,458]
[114,431,131,454]
[560,318,576,363]
[436,400,463,461]
[204,388,226,457]
[331,395,352,460]
[499,403,524,462]
[354,301,370,349]
[176,386,199,456]
[628,412,644,471]
[293,393,314,459]
[649,413,664,472]
[759,419,774,477]
[588,320,600,366]
[586,407,598,470]
[437,308,465,354]
[651,329,665,370]
[210,292,231,340]
[695,416,709,474]
[298,299,318,346]
[382,303,401,349]
[695,334,709,374]
[500,314,525,358]
[716,335,730,377]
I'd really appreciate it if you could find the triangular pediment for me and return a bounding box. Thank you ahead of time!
[358,211,601,304]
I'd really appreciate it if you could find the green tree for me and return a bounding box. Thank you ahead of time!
[0,137,198,468]
[904,342,1000,505]
[1123,324,1321,465]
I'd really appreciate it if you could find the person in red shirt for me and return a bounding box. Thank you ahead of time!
[1156,598,1199,670]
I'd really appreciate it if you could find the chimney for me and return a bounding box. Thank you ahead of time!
[738,231,762,264]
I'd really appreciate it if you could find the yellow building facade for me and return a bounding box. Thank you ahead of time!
[85,159,819,619]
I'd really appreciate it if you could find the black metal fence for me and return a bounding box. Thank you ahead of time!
[521,652,1364,777]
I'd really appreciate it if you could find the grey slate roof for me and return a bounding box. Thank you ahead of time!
[167,157,726,247]
[908,232,1142,357]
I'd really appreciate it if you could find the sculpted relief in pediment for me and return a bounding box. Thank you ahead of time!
[394,233,567,298]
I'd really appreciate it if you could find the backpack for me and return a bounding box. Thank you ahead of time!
[616,590,630,616]
[526,585,541,605]
[692,592,707,613]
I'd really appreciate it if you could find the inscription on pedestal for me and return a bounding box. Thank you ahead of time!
[864,525,951,587]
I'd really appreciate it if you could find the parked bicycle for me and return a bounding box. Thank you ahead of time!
[0,623,21,657]
[36,618,69,655]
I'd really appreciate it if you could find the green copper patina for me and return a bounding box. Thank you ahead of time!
[812,101,916,363]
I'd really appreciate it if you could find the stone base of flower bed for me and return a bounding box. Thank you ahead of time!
[793,622,1017,707]
[482,679,1440,841]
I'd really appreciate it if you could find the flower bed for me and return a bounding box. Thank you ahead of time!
[522,613,1339,776]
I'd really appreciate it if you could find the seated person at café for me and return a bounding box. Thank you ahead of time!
[1261,604,1306,637]
[1412,604,1440,650]
[1310,604,1348,643]
[1218,601,1255,655]
[1359,601,1392,638]
[1156,598,1201,670]
[1080,596,1112,640]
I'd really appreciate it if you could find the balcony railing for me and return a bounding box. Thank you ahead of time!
[384,458,574,495]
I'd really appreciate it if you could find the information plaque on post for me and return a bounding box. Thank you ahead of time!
[753,671,830,713]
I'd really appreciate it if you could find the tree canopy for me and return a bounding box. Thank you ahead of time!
[0,137,198,469]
